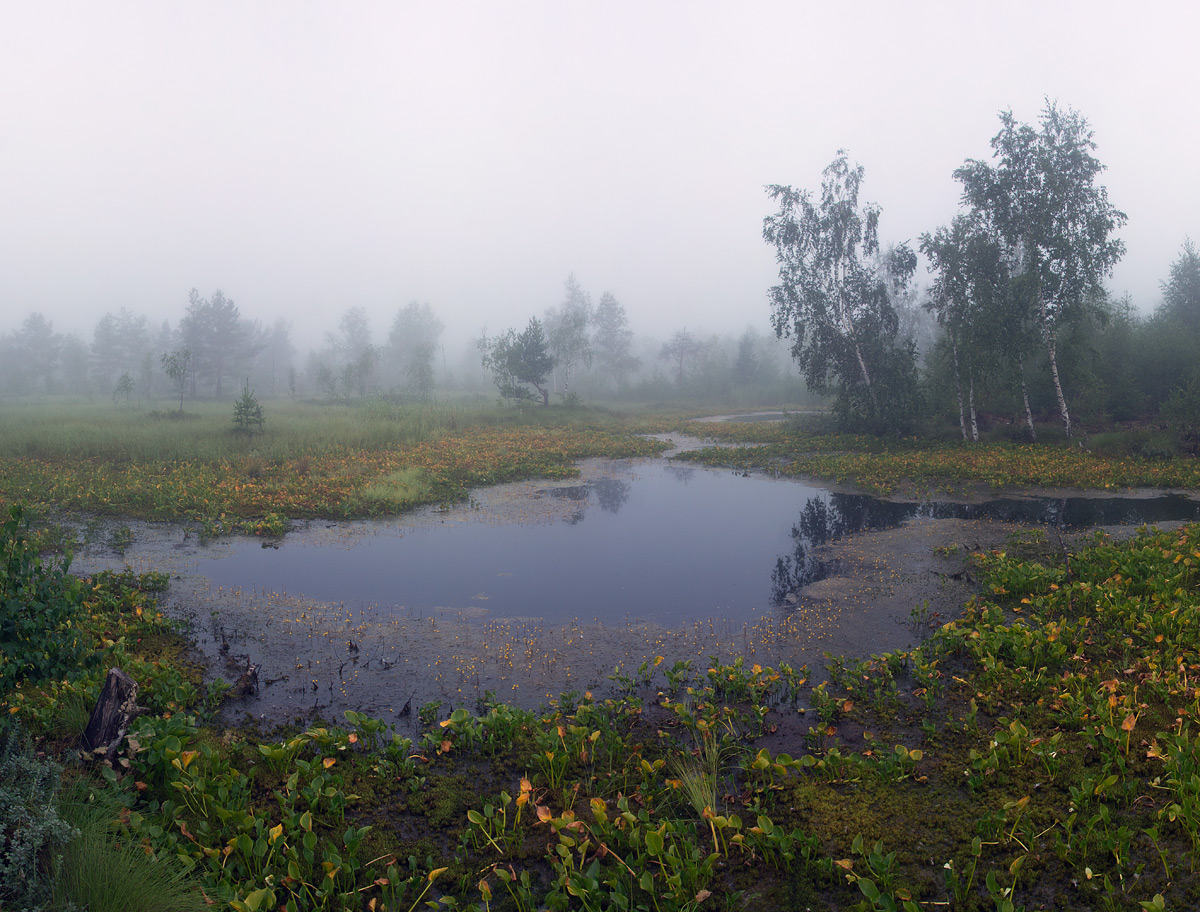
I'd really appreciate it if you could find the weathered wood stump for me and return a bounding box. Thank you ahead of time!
[81,667,142,760]
[231,662,260,696]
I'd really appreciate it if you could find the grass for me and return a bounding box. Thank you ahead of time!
[4,401,1200,908]
[54,782,210,912]
[351,466,436,511]
[0,398,668,530]
[2,519,1195,910]
[0,397,476,462]
[675,419,1200,495]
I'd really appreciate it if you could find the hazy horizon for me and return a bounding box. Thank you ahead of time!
[2,1,1196,353]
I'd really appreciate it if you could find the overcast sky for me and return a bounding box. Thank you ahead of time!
[2,1,1196,351]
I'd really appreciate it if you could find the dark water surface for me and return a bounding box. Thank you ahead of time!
[185,461,1200,628]
[72,456,1200,720]
[191,462,822,628]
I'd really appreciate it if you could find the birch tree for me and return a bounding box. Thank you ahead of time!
[921,215,1026,440]
[544,274,592,396]
[591,292,639,390]
[764,151,918,431]
[954,102,1126,438]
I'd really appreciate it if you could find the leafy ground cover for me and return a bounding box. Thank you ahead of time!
[0,400,665,534]
[675,420,1200,496]
[4,402,1196,543]
[5,496,1200,910]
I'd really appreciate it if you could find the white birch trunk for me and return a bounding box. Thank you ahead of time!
[1018,352,1036,441]
[968,374,979,442]
[951,334,967,441]
[1045,335,1072,439]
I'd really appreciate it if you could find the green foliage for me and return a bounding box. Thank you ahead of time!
[479,317,556,406]
[160,348,191,412]
[955,101,1127,438]
[1157,237,1200,335]
[0,728,78,911]
[112,371,136,404]
[764,151,920,433]
[0,504,95,701]
[54,782,208,912]
[1160,376,1200,454]
[231,378,265,432]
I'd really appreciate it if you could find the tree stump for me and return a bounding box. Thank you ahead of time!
[231,662,260,697]
[82,667,142,760]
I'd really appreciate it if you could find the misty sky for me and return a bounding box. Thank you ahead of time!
[2,1,1196,350]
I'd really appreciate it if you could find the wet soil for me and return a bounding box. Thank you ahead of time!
[65,434,1194,731]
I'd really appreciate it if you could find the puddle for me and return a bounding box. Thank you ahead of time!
[69,459,1200,725]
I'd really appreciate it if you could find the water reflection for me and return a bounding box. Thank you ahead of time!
[542,478,632,523]
[88,462,1200,632]
[770,491,1200,605]
[594,478,632,514]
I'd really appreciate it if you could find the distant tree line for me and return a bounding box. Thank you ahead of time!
[476,274,815,408]
[1,100,1195,444]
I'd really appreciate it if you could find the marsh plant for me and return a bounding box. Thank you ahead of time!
[5,486,1200,909]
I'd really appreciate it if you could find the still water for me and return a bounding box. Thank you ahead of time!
[75,455,1200,719]
[185,459,1200,628]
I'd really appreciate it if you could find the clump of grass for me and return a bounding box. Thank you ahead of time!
[669,731,729,820]
[242,455,267,480]
[353,467,435,512]
[49,687,94,744]
[54,782,208,912]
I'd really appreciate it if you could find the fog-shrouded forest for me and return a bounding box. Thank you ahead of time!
[2,103,1196,452]
[7,4,1200,909]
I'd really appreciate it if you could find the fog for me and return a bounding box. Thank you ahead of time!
[1,1,1196,351]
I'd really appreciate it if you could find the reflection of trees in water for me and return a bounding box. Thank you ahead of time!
[543,478,633,522]
[769,491,1200,606]
[770,545,825,604]
[545,485,589,525]
[666,465,696,484]
[593,478,631,514]
[770,494,913,606]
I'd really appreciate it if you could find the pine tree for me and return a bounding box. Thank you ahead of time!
[232,379,265,432]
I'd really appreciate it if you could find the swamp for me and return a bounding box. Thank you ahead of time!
[3,400,1200,911]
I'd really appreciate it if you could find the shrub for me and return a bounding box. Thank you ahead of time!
[0,505,95,703]
[0,728,77,911]
[1161,377,1200,454]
